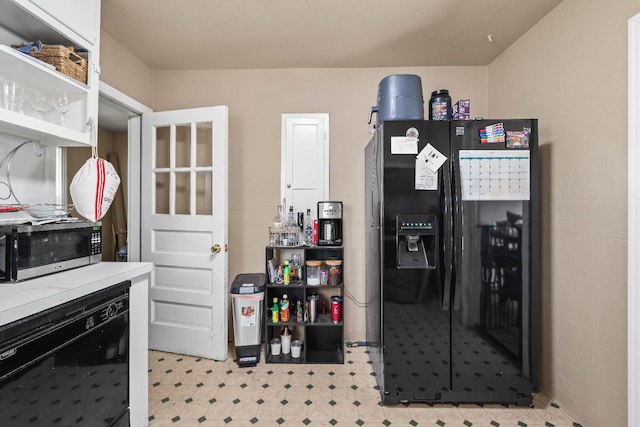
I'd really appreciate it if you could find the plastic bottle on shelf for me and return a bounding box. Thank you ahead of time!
[283,260,290,285]
[272,297,279,323]
[280,294,290,322]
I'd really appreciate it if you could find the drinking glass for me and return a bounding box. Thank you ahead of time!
[28,89,50,120]
[292,253,301,268]
[3,80,24,112]
[53,91,71,125]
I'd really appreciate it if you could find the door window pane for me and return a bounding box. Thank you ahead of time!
[155,172,170,214]
[195,171,212,215]
[175,172,190,215]
[196,122,213,168]
[175,124,191,168]
[155,126,170,168]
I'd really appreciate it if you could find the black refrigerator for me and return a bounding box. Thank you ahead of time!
[365,119,539,406]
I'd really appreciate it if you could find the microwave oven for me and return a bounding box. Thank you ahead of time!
[0,221,102,282]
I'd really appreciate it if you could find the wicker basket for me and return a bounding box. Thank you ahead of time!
[14,44,88,84]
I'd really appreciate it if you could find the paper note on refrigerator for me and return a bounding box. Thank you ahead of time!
[391,137,418,154]
[459,150,530,200]
[418,143,447,172]
[415,156,437,190]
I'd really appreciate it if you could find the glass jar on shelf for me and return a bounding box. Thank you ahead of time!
[306,260,321,286]
[326,260,342,286]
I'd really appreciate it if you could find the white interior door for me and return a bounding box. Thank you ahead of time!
[142,106,228,360]
[281,114,329,215]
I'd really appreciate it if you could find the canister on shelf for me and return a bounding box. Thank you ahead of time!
[326,260,342,286]
[307,293,319,322]
[306,260,321,285]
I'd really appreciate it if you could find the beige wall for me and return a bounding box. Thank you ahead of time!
[100,30,154,107]
[152,67,488,339]
[489,1,640,426]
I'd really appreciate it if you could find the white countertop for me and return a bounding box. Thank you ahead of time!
[0,262,153,326]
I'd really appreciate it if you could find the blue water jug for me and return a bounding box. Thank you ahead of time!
[369,74,424,126]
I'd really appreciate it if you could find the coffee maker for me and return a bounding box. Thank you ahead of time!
[317,201,343,246]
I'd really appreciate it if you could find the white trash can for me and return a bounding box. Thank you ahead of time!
[230,273,266,367]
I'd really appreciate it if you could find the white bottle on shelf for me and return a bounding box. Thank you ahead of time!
[304,209,313,245]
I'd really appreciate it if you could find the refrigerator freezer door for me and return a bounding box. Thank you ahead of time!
[377,121,452,403]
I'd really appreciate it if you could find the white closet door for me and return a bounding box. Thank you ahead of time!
[281,113,329,215]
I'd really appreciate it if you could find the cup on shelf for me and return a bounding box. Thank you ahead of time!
[291,340,302,358]
[2,80,24,112]
[270,338,281,356]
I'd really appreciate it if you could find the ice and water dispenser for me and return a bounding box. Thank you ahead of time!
[395,214,437,269]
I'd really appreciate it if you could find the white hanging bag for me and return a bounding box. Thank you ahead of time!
[70,146,121,222]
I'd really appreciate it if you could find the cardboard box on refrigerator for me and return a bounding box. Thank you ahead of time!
[453,99,470,120]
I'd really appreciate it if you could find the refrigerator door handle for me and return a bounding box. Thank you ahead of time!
[369,136,381,227]
[451,152,463,311]
[442,160,453,311]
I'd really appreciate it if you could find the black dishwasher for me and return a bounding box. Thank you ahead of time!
[0,281,130,426]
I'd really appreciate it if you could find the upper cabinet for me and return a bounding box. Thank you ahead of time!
[0,0,100,146]
[26,0,100,47]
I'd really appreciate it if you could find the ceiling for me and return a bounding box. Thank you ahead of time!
[100,0,563,70]
[98,0,563,131]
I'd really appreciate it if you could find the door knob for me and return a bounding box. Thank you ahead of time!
[211,244,222,253]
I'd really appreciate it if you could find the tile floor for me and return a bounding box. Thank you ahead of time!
[148,346,582,426]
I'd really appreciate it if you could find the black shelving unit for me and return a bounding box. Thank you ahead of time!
[265,246,344,364]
